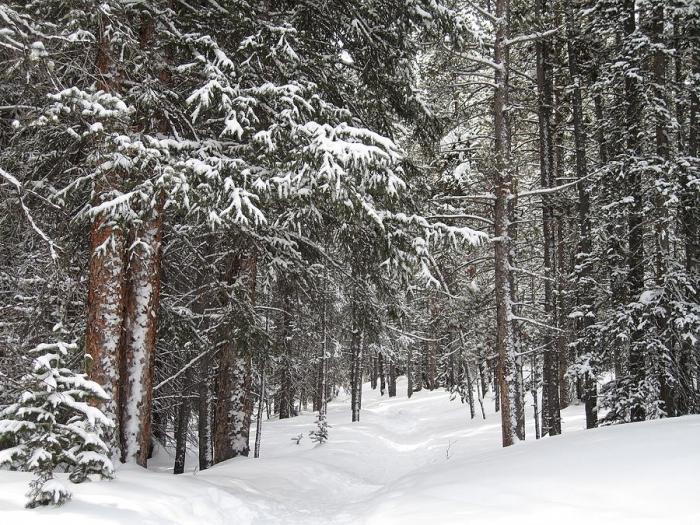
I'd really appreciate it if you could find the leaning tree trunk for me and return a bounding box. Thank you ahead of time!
[120,200,164,466]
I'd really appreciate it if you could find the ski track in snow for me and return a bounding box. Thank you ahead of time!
[1,377,699,524]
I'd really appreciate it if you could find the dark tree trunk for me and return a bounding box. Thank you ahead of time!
[684,16,700,412]
[537,0,560,437]
[278,282,294,420]
[254,356,265,458]
[370,351,378,390]
[173,368,192,475]
[493,359,500,413]
[378,352,386,396]
[407,344,414,399]
[685,21,700,276]
[213,255,256,462]
[350,290,363,421]
[388,359,397,397]
[413,343,423,393]
[648,0,675,417]
[479,355,488,397]
[460,333,475,419]
[624,0,646,423]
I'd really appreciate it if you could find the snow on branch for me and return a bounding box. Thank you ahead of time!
[505,26,561,47]
[1,166,60,261]
[426,214,494,226]
[516,172,595,199]
[512,316,563,332]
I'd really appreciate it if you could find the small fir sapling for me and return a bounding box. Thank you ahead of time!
[0,342,115,508]
[309,412,329,444]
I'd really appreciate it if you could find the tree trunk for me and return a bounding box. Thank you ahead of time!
[460,333,475,419]
[537,0,560,437]
[278,282,294,420]
[624,0,646,423]
[493,0,521,447]
[685,20,700,276]
[350,319,363,422]
[414,342,423,392]
[173,368,192,475]
[85,8,127,458]
[213,255,256,462]
[648,0,675,417]
[493,359,500,413]
[479,354,488,396]
[214,337,235,463]
[407,343,414,399]
[198,356,213,471]
[85,210,127,456]
[378,351,386,396]
[532,354,540,440]
[685,15,700,413]
[555,216,569,416]
[230,351,254,456]
[120,200,164,466]
[370,351,378,390]
[388,359,397,397]
[254,356,266,458]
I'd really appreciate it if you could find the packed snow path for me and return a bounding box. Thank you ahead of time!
[1,378,699,524]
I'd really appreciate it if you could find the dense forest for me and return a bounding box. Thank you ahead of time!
[0,0,698,512]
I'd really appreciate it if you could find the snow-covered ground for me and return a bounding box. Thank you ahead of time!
[1,378,699,524]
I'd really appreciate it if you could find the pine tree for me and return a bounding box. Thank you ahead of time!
[0,342,114,508]
[309,412,330,445]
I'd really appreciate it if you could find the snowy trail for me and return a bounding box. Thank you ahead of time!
[1,378,699,524]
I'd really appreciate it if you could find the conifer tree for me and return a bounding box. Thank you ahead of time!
[0,342,114,508]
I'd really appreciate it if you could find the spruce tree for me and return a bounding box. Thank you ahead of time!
[0,342,114,508]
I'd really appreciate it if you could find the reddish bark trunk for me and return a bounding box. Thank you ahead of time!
[85,211,127,453]
[85,11,127,455]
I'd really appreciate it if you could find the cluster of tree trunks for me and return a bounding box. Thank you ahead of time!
[86,13,165,467]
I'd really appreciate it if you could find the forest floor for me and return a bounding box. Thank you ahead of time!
[1,377,699,524]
